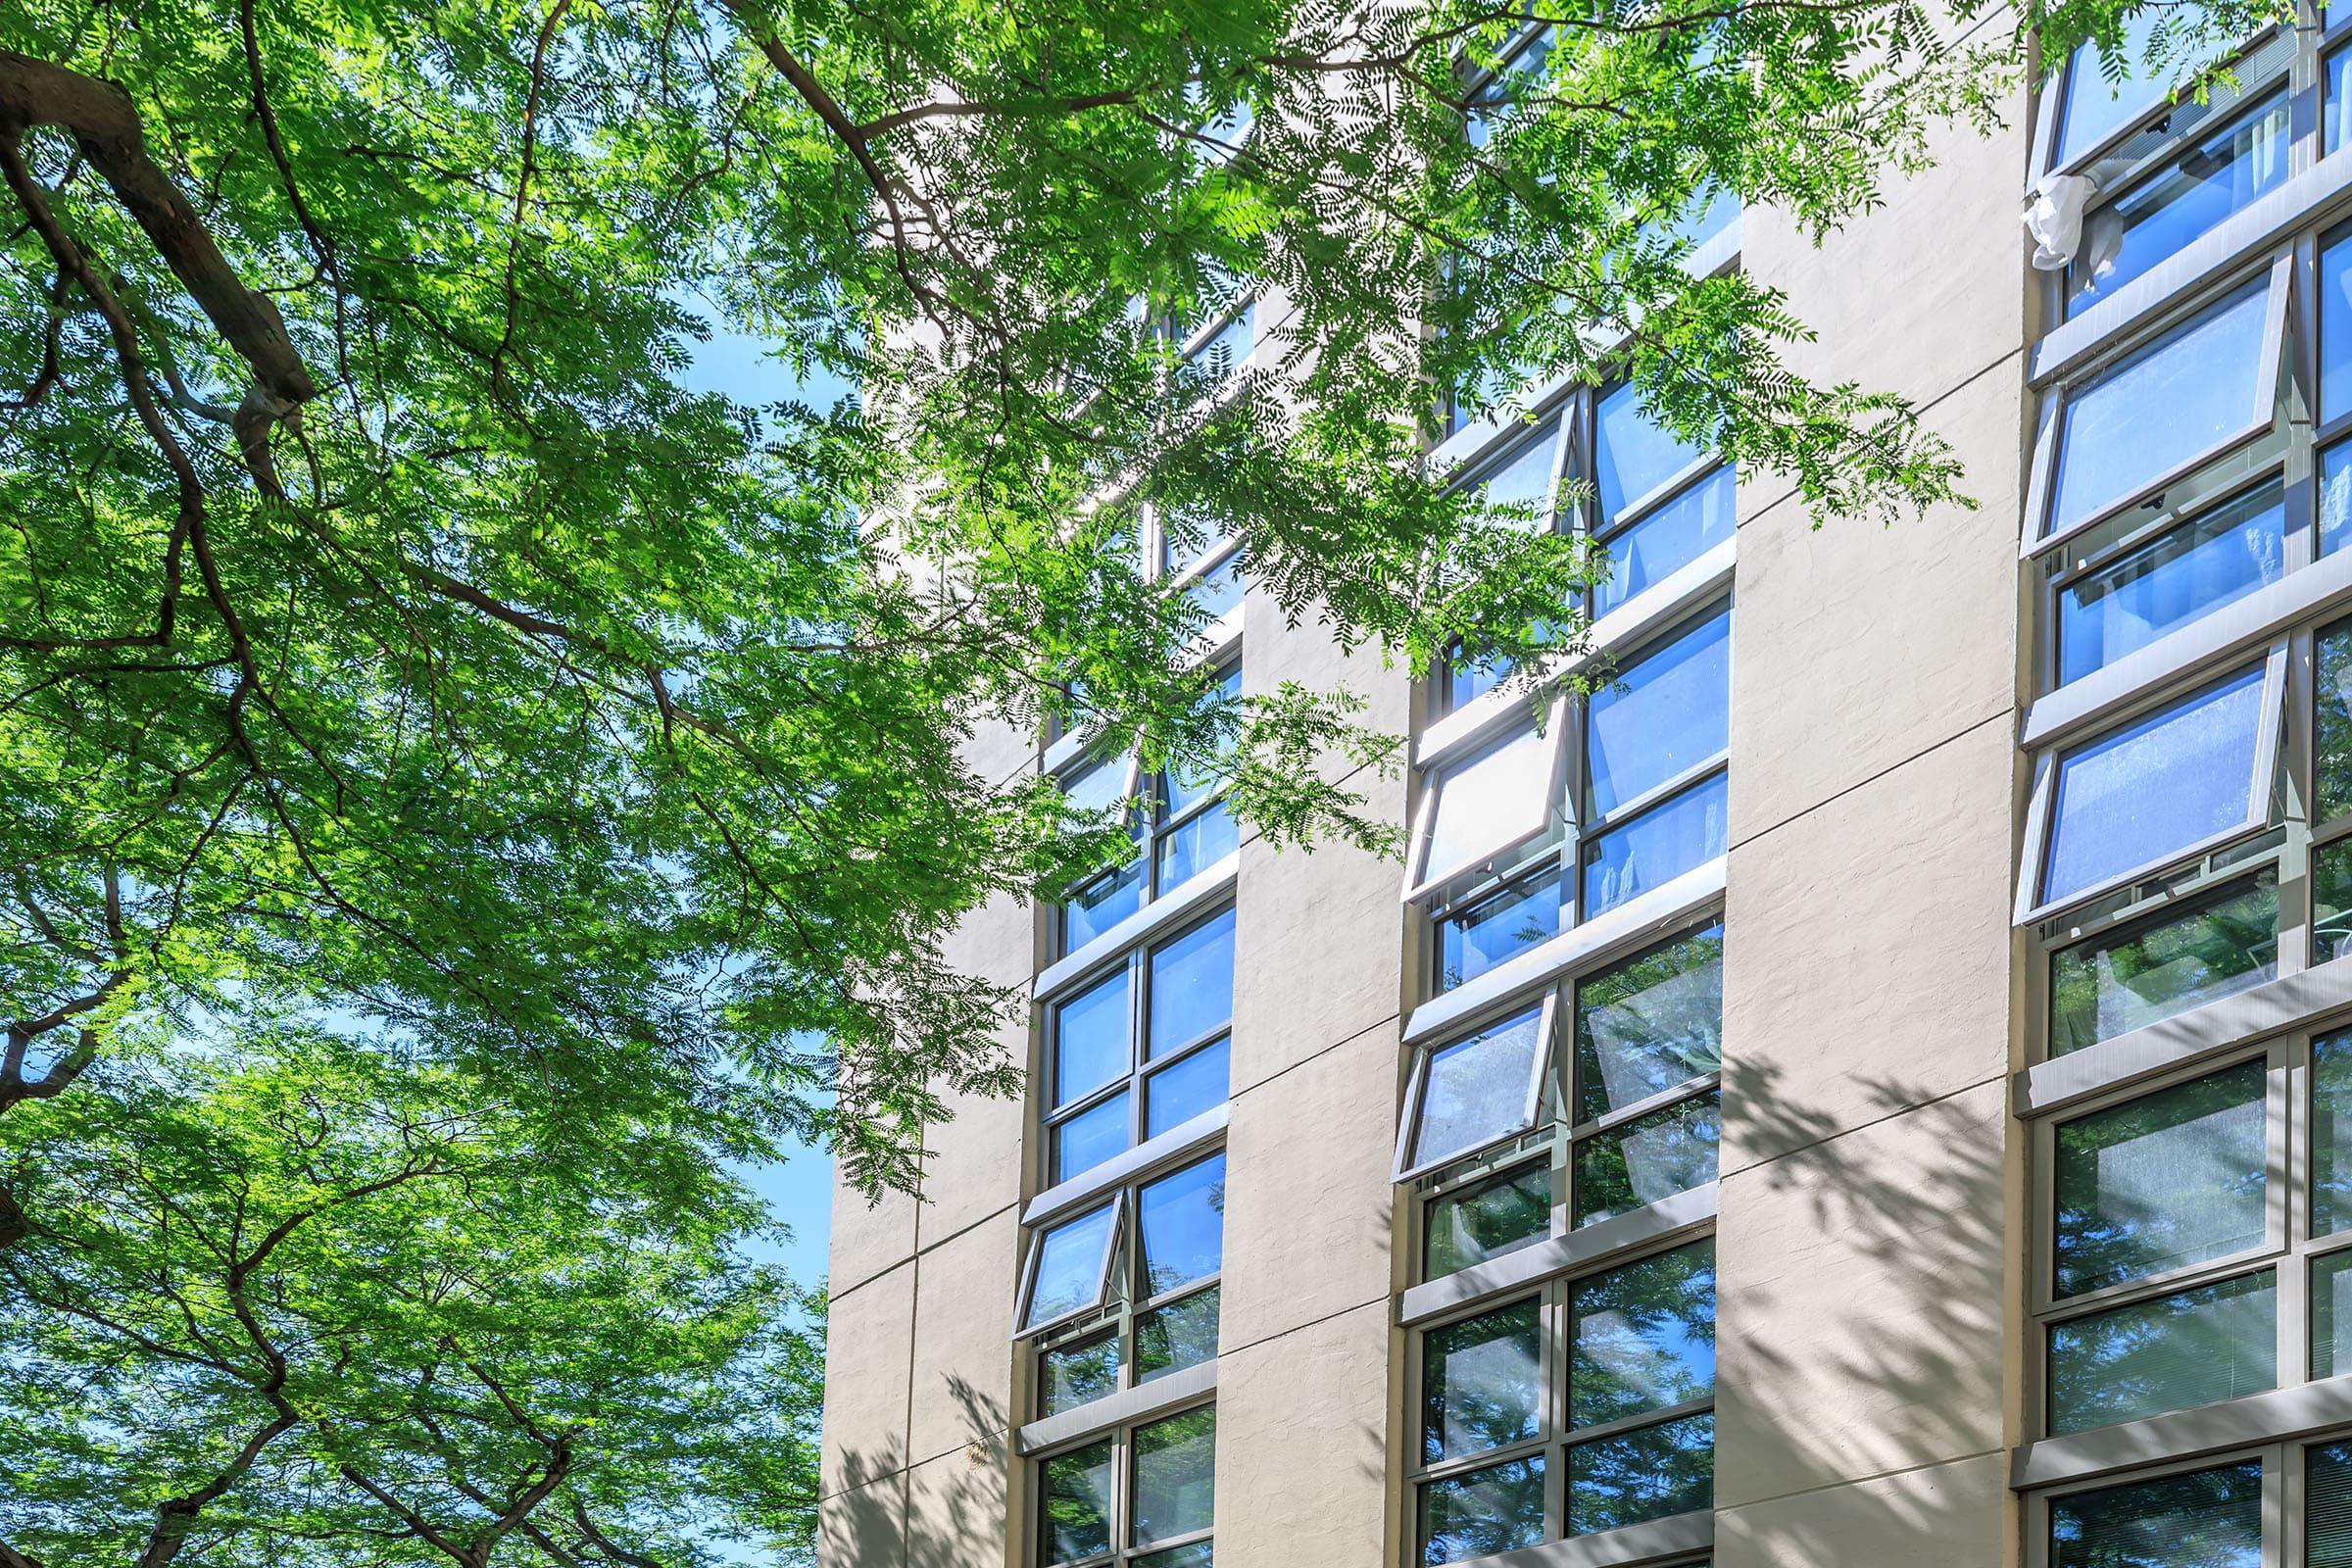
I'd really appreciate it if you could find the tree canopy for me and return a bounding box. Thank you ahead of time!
[0,0,2282,1559]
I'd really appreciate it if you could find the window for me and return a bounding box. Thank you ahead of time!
[2045,1458,2263,1568]
[1443,418,1575,709]
[1403,922,1723,1282]
[1044,907,1235,1186]
[1024,1152,1226,1419]
[1055,666,1242,954]
[1422,605,1732,993]
[1037,1403,1215,1568]
[1411,1241,1715,1566]
[2045,13,2174,173]
[2051,479,2286,689]
[2047,870,2278,1057]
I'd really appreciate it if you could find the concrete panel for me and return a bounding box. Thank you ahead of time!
[833,1175,920,1298]
[1241,584,1412,742]
[1713,1079,2008,1510]
[1714,1448,2009,1568]
[1230,832,1406,1092]
[1721,716,2016,1173]
[908,1208,1018,1467]
[1219,1022,1398,1352]
[918,1015,1029,1246]
[820,1469,907,1568]
[904,1431,1011,1568]
[1211,1299,1391,1568]
[939,889,1039,993]
[1728,363,2024,845]
[823,1262,916,1499]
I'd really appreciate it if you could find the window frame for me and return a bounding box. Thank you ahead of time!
[1018,1194,1131,1340]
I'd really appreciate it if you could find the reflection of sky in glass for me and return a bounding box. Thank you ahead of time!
[1027,1204,1117,1326]
[1054,968,1131,1108]
[1138,1154,1225,1296]
[1585,611,1730,819]
[1413,1007,1545,1169]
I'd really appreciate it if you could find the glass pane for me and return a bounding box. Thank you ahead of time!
[1157,799,1237,890]
[2053,1059,2267,1298]
[1449,653,1507,711]
[2055,482,2287,687]
[1156,668,1242,822]
[2327,230,2352,426]
[2314,1253,2352,1379]
[1135,1545,1212,1568]
[1594,466,1734,619]
[1065,859,1145,951]
[2064,93,2288,319]
[1138,1154,1226,1298]
[1596,381,1703,525]
[1131,1407,1216,1547]
[1055,970,1133,1109]
[1574,1092,1721,1227]
[1426,1163,1553,1280]
[1566,1412,1713,1536]
[2324,440,2352,561]
[1439,863,1565,993]
[1419,1457,1544,1568]
[1585,610,1731,820]
[2040,664,2269,908]
[1184,304,1253,378]
[1574,921,1725,1123]
[1043,1440,1116,1564]
[1040,1336,1122,1418]
[1146,1038,1229,1139]
[1583,770,1729,918]
[2047,281,2272,540]
[1150,910,1235,1056]
[2048,1269,2277,1435]
[2314,1030,2352,1237]
[1027,1204,1118,1328]
[1569,1242,1716,1429]
[2320,617,2352,824]
[1422,1298,1543,1463]
[1138,1287,1220,1384]
[2053,14,2169,168]
[2320,839,2352,967]
[1184,550,1246,623]
[2048,1460,2262,1568]
[1424,724,1557,884]
[2310,1443,2352,1564]
[1054,1092,1131,1185]
[1477,420,1563,528]
[2046,872,2278,1057]
[1410,1006,1547,1171]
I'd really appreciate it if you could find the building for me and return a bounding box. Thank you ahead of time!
[817,15,2352,1567]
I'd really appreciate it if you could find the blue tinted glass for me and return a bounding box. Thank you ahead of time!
[1138,1153,1226,1296]
[1569,1242,1715,1428]
[2049,281,2272,539]
[1054,970,1132,1108]
[1586,611,1731,819]
[1151,909,1235,1054]
[1064,861,1143,950]
[2327,232,2352,426]
[2054,14,2169,168]
[1146,1038,1229,1138]
[1027,1204,1117,1327]
[1642,184,1738,252]
[2331,45,2352,155]
[1412,1006,1546,1170]
[1054,1091,1131,1184]
[2325,442,2352,559]
[1594,466,1733,618]
[1584,773,1729,919]
[1480,421,1562,524]
[1157,799,1237,890]
[1187,303,1254,378]
[2056,482,2286,686]
[1450,654,1509,710]
[1440,864,1565,993]
[1159,667,1242,820]
[1185,550,1246,622]
[1596,383,1704,525]
[2065,94,2287,319]
[2042,664,2267,907]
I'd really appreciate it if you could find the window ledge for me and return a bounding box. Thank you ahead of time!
[1397,1182,1718,1327]
[1415,537,1735,770]
[1034,855,1239,1004]
[2015,954,2352,1119]
[2012,1376,2352,1492]
[1015,1357,1218,1457]
[1021,1103,1229,1231]
[1402,858,1726,1048]
[1421,1509,1714,1568]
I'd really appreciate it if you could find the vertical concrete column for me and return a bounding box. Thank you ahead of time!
[1712,102,2031,1567]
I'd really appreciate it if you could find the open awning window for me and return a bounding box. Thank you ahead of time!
[1403,705,1568,902]
[2019,653,2283,923]
[1017,1198,1123,1337]
[1393,998,1557,1181]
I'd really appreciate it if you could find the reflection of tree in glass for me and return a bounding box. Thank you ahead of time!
[2048,1459,2261,1568]
[1139,1288,1221,1381]
[1426,1163,1552,1278]
[2319,618,2352,822]
[1132,1407,1217,1545]
[2046,1271,2276,1435]
[1042,1336,1124,1417]
[1569,1242,1715,1429]
[2317,1033,2352,1237]
[2053,1060,2266,1297]
[1422,1299,1543,1462]
[1133,1544,1213,1568]
[1419,1456,1545,1568]
[2308,1444,2352,1561]
[1565,1412,1712,1535]
[1573,923,1724,1123]
[1573,1095,1720,1226]
[1044,1441,1116,1564]
[2047,875,2277,1056]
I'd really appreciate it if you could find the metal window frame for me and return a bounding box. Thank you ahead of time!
[1019,1194,1130,1340]
[1405,704,1573,903]
[1394,993,1563,1183]
[1029,1391,1220,1568]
